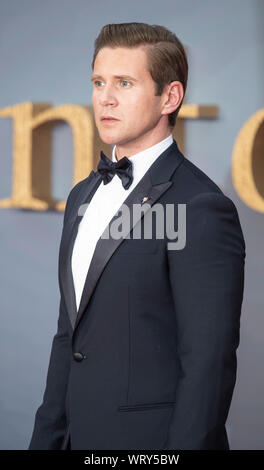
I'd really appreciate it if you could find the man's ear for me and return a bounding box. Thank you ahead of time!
[161,81,184,117]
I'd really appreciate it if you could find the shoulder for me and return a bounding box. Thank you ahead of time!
[62,170,96,225]
[68,170,96,199]
[169,148,245,247]
[171,149,223,199]
[169,147,241,216]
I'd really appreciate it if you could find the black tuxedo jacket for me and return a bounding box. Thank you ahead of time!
[28,140,245,450]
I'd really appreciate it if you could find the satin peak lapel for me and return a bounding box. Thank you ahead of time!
[59,170,103,331]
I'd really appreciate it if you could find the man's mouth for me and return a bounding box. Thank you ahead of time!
[100,116,120,122]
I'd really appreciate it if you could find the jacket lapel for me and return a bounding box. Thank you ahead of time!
[59,170,103,331]
[71,140,184,333]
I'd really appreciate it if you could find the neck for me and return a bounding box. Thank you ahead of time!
[115,127,172,161]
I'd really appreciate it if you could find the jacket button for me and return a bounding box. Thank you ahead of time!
[73,352,86,362]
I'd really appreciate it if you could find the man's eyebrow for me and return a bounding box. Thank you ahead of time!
[114,75,138,81]
[91,74,138,82]
[91,74,103,81]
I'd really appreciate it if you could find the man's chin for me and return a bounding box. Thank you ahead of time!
[97,131,119,146]
[97,129,136,147]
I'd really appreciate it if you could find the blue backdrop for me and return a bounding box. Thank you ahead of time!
[0,0,263,449]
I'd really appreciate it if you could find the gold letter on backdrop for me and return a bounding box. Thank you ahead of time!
[232,109,264,213]
[0,102,110,211]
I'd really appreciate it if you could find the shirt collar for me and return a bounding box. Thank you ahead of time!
[111,134,173,167]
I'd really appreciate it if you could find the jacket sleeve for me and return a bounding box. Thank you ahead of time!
[28,184,79,450]
[163,191,246,449]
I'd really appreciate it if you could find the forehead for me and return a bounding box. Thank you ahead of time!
[93,46,150,78]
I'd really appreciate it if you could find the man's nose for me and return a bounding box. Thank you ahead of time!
[99,84,118,106]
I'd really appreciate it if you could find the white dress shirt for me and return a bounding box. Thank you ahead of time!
[71,133,173,311]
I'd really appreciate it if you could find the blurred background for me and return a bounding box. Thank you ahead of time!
[0,0,263,449]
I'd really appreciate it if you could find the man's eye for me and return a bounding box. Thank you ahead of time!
[95,80,104,87]
[120,80,131,87]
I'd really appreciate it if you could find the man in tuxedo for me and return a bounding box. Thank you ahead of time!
[28,23,245,450]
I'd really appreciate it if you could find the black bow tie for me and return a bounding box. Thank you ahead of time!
[97,151,133,190]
